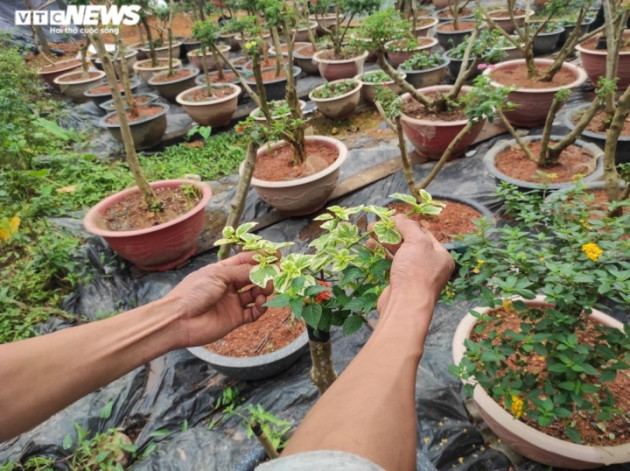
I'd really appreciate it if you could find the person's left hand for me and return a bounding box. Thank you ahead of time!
[164,252,273,348]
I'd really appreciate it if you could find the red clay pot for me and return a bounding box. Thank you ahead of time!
[83,179,212,271]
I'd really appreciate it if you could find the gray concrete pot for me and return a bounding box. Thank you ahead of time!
[101,103,169,150]
[400,58,449,89]
[483,135,604,191]
[148,67,199,102]
[187,330,309,381]
[54,70,106,103]
[531,25,564,56]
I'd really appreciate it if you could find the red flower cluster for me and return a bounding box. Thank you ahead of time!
[315,280,331,304]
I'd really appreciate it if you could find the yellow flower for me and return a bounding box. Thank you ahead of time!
[473,259,484,274]
[582,242,603,262]
[502,298,513,312]
[509,395,523,419]
[0,216,20,242]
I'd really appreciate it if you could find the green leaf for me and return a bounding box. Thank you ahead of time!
[342,314,364,336]
[63,433,73,450]
[302,304,322,328]
[100,400,114,419]
[249,264,279,287]
[265,296,291,308]
[566,426,582,444]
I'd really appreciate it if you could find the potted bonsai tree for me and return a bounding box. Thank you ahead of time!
[216,191,445,394]
[85,31,211,271]
[448,182,630,469]
[53,36,106,102]
[310,0,381,80]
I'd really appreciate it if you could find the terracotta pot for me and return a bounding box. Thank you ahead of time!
[93,50,138,79]
[249,99,307,123]
[83,179,211,272]
[187,45,230,72]
[483,58,587,128]
[176,83,241,127]
[187,329,309,381]
[576,30,630,90]
[245,66,302,101]
[294,45,320,75]
[385,37,437,69]
[53,70,106,103]
[247,135,348,216]
[436,20,477,50]
[101,103,169,150]
[37,58,83,90]
[563,104,630,164]
[354,71,406,105]
[432,0,456,8]
[400,57,449,88]
[308,78,362,119]
[148,67,199,102]
[139,41,182,60]
[312,49,369,81]
[133,58,182,83]
[452,296,630,469]
[413,16,439,37]
[292,21,318,42]
[399,85,485,160]
[99,92,159,113]
[483,135,604,191]
[84,77,141,107]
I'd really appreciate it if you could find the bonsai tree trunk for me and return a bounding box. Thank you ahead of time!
[250,421,280,460]
[115,34,137,115]
[24,0,52,58]
[141,16,159,67]
[90,32,160,210]
[307,326,337,395]
[167,0,175,76]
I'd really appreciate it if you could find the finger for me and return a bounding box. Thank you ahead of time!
[238,282,273,307]
[215,251,259,268]
[211,264,257,291]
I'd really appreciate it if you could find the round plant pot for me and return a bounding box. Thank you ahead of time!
[187,330,309,381]
[292,21,318,43]
[294,45,320,75]
[399,85,485,161]
[563,104,630,164]
[452,296,630,469]
[386,37,437,69]
[139,41,182,60]
[444,49,482,81]
[176,83,241,127]
[83,179,211,272]
[93,50,138,79]
[557,17,594,48]
[245,66,302,101]
[436,20,477,51]
[99,92,159,113]
[247,135,348,215]
[576,30,630,90]
[483,135,604,191]
[53,70,106,103]
[218,32,241,51]
[133,58,182,83]
[486,9,532,34]
[101,103,169,150]
[84,77,141,108]
[187,45,230,72]
[483,58,587,128]
[148,67,199,102]
[355,71,406,105]
[312,49,369,81]
[249,99,307,123]
[308,78,362,119]
[531,25,564,55]
[182,38,201,57]
[401,57,450,88]
[37,58,82,90]
[413,16,439,37]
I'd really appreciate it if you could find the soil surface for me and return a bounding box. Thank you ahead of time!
[151,68,195,83]
[198,70,239,84]
[253,141,338,181]
[436,7,473,19]
[490,62,578,88]
[387,200,483,243]
[88,82,125,95]
[105,104,164,124]
[58,70,102,81]
[494,141,598,183]
[438,21,476,32]
[204,305,305,357]
[102,186,201,232]
[579,34,630,52]
[181,86,234,103]
[401,91,468,122]
[571,109,630,136]
[471,305,630,447]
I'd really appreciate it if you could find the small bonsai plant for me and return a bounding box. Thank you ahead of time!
[447,182,630,444]
[310,79,358,99]
[216,191,445,394]
[399,51,445,72]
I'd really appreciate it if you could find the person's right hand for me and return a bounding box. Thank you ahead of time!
[376,215,455,317]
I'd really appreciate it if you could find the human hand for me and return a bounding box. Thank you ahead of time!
[376,215,454,315]
[165,252,273,348]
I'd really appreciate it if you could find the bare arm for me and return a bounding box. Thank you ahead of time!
[0,252,272,442]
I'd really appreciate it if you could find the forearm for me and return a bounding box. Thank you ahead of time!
[0,296,182,442]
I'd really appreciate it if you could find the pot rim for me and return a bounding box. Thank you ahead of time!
[563,103,630,143]
[83,179,211,238]
[53,69,106,85]
[483,58,587,92]
[98,92,159,111]
[37,58,82,75]
[436,19,479,33]
[133,58,182,71]
[312,49,369,65]
[414,15,439,29]
[138,40,182,52]
[452,295,630,467]
[187,44,231,58]
[244,66,302,85]
[93,49,138,63]
[175,83,241,106]
[308,77,362,102]
[100,102,170,129]
[148,66,199,86]
[399,56,450,73]
[249,99,307,120]
[354,70,406,85]
[576,30,630,55]
[248,135,348,188]
[385,36,438,52]
[84,77,141,98]
[483,134,604,190]
[399,84,474,127]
